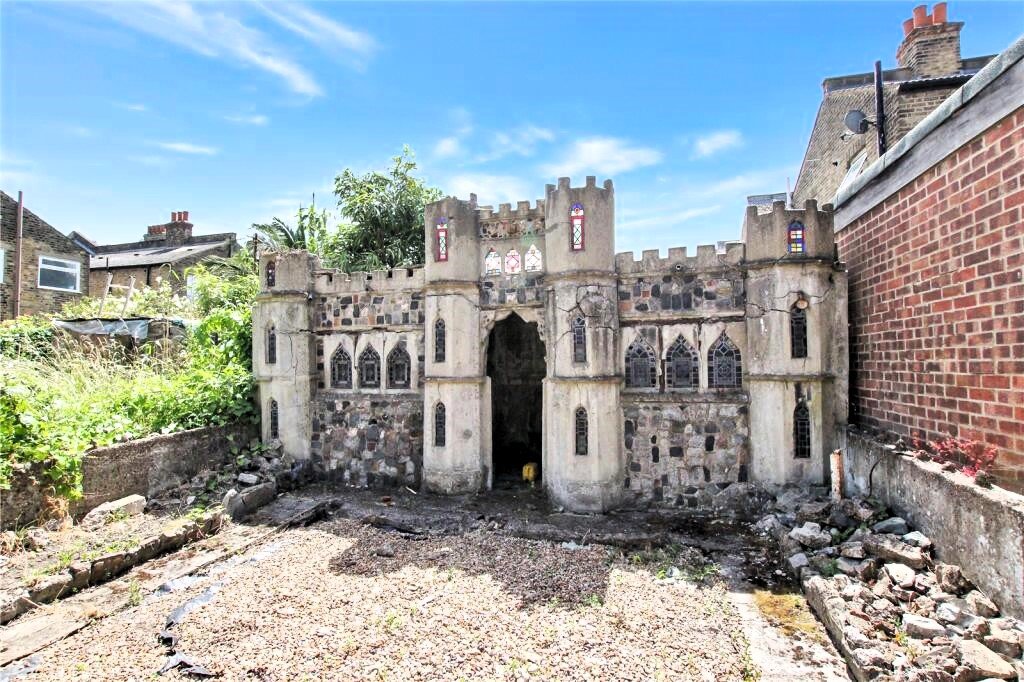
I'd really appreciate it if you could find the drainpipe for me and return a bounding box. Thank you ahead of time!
[874,60,888,156]
[13,191,24,318]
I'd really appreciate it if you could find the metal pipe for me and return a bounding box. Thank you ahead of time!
[13,191,24,317]
[874,60,888,156]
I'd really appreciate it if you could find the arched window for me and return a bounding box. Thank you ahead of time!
[790,303,808,359]
[524,244,543,272]
[266,326,277,364]
[570,203,585,251]
[434,319,446,363]
[665,336,699,389]
[625,337,657,388]
[268,399,279,439]
[794,400,811,459]
[505,249,521,274]
[265,260,276,287]
[435,218,449,262]
[330,346,352,388]
[434,402,446,447]
[571,315,587,363]
[358,346,381,388]
[708,334,742,389]
[387,344,411,389]
[787,220,806,254]
[575,407,588,456]
[484,248,501,275]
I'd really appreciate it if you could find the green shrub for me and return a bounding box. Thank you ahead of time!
[0,315,56,361]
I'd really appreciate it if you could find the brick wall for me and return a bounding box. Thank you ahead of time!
[0,193,90,319]
[837,107,1024,490]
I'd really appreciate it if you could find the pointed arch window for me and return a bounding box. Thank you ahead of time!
[330,346,352,388]
[665,336,699,390]
[358,346,381,388]
[575,407,588,456]
[435,217,449,262]
[524,244,543,272]
[434,402,446,447]
[570,203,585,251]
[387,344,411,389]
[794,400,811,459]
[484,248,501,275]
[268,399,279,439]
[708,334,742,389]
[787,220,806,254]
[571,315,587,363]
[505,249,522,274]
[265,260,276,287]
[790,302,808,359]
[625,337,657,388]
[434,319,446,363]
[266,326,277,365]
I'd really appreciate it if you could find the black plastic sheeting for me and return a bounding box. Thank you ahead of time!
[53,317,189,341]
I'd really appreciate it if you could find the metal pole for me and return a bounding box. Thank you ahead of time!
[874,60,887,156]
[13,191,25,318]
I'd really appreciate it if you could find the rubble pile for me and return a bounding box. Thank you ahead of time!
[756,491,1024,681]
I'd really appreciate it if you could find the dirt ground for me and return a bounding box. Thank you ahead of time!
[2,489,851,681]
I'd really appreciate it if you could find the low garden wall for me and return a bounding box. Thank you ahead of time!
[841,427,1024,619]
[1,421,258,530]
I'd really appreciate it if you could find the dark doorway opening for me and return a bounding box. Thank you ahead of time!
[486,313,545,488]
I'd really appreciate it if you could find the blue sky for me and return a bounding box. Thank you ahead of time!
[1,2,1021,257]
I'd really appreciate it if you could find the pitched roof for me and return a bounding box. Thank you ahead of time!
[89,241,228,268]
[0,190,88,256]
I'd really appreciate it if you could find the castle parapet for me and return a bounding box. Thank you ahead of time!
[312,265,425,295]
[614,241,745,274]
[743,199,834,261]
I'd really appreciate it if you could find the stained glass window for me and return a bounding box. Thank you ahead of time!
[265,261,276,287]
[625,337,657,388]
[484,248,501,275]
[387,344,411,389]
[330,346,352,388]
[524,244,543,272]
[436,218,449,262]
[505,249,522,274]
[434,319,446,363]
[435,402,446,447]
[665,336,699,389]
[788,221,806,254]
[575,407,588,456]
[708,334,742,389]
[791,304,808,359]
[269,399,279,439]
[571,315,587,363]
[266,326,277,365]
[359,346,381,388]
[570,203,585,251]
[794,401,811,459]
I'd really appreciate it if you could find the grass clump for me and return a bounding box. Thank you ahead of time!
[752,589,825,643]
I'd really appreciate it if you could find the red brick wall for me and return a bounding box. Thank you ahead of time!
[837,106,1024,490]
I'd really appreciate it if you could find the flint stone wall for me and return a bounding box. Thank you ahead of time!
[842,427,1024,619]
[1,422,257,530]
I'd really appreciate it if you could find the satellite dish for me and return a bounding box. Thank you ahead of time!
[844,109,872,135]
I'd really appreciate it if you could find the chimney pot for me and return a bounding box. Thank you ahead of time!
[912,5,929,27]
[182,210,189,222]
[171,211,176,222]
[932,2,947,23]
[903,18,914,37]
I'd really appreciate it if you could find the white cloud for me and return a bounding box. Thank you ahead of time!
[256,2,376,66]
[225,114,269,126]
[617,205,722,232]
[0,152,42,188]
[541,137,662,178]
[691,130,744,159]
[127,155,171,167]
[156,141,218,155]
[433,137,462,158]
[86,1,331,97]
[475,125,555,163]
[445,174,534,206]
[117,102,148,112]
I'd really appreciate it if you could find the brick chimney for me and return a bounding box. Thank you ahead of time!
[896,3,963,78]
[144,211,193,245]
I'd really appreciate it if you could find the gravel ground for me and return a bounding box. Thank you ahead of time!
[26,517,757,681]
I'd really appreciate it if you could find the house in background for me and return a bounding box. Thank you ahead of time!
[0,190,90,320]
[792,3,996,205]
[71,211,239,296]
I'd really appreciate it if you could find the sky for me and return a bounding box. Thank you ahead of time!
[1,1,1021,258]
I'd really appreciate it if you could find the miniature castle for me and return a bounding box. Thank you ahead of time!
[253,177,848,512]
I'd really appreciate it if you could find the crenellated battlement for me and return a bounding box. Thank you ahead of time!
[614,241,745,274]
[545,175,614,198]
[312,265,425,295]
[742,199,835,261]
[476,199,546,220]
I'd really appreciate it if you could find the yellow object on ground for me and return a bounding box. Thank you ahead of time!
[522,462,539,483]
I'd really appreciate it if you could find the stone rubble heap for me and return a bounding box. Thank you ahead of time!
[756,490,1024,681]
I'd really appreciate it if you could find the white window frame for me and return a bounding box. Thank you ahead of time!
[37,255,81,293]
